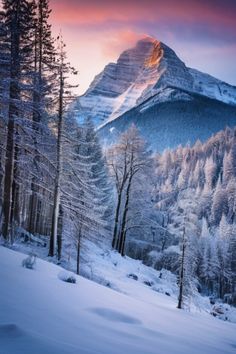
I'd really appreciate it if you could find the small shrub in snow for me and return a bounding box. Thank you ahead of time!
[58,271,77,284]
[211,304,230,321]
[143,280,154,287]
[66,277,76,284]
[105,282,111,288]
[22,253,37,269]
[210,303,236,323]
[127,273,138,281]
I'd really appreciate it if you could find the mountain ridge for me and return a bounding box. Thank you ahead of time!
[98,90,236,151]
[74,35,236,150]
[76,35,236,127]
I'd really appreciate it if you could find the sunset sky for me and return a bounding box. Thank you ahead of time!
[50,0,236,94]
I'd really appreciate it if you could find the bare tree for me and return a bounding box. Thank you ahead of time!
[108,124,151,256]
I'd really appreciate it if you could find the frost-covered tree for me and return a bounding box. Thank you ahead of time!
[177,223,198,309]
[60,113,113,273]
[0,0,57,243]
[27,0,56,235]
[200,236,220,295]
[107,124,152,256]
[216,219,232,297]
[223,142,236,184]
[211,178,228,226]
[153,127,236,300]
[204,156,217,190]
[1,0,37,241]
[226,179,236,223]
[48,34,78,257]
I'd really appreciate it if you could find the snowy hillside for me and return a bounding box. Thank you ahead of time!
[1,246,236,354]
[75,36,236,129]
[189,68,236,106]
[99,94,236,151]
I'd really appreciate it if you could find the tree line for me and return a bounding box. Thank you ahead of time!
[152,127,236,305]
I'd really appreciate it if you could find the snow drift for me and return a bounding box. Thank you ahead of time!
[0,246,236,354]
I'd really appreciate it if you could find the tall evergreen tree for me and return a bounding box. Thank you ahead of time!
[27,0,56,235]
[61,114,113,272]
[1,0,36,241]
[48,34,78,257]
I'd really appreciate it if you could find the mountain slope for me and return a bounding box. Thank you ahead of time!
[189,68,236,105]
[1,246,236,354]
[99,91,236,151]
[75,36,236,130]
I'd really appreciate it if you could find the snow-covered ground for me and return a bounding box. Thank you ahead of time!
[1,245,236,354]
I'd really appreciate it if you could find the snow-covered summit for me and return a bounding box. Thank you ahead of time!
[76,36,236,127]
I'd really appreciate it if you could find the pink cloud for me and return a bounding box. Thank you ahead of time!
[101,30,145,57]
[50,0,236,33]
[49,0,236,93]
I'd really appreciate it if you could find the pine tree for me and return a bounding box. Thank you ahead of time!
[211,178,228,226]
[48,34,76,257]
[204,156,217,190]
[83,118,114,231]
[60,114,112,273]
[0,8,8,210]
[229,225,236,298]
[27,0,56,235]
[200,233,220,295]
[1,0,36,241]
[216,222,232,298]
[223,141,236,184]
[226,179,236,223]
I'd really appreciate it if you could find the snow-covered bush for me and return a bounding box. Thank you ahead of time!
[22,253,37,269]
[58,271,77,284]
[143,280,154,287]
[210,304,236,322]
[127,273,138,281]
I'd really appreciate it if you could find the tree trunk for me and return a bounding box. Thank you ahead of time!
[112,191,122,249]
[118,171,133,255]
[2,116,15,240]
[12,126,21,230]
[1,1,21,241]
[28,20,43,235]
[177,227,186,309]
[49,69,64,256]
[121,230,127,257]
[76,227,82,275]
[57,205,63,261]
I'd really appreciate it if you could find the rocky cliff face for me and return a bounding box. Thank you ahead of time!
[75,36,236,128]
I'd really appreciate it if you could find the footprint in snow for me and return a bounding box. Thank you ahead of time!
[0,324,24,338]
[88,308,142,325]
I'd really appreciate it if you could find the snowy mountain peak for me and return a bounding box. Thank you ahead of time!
[117,36,162,71]
[76,36,236,127]
[137,34,160,43]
